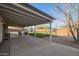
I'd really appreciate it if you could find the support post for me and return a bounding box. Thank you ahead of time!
[34,25,36,38]
[27,27,29,35]
[3,23,9,40]
[0,21,3,43]
[49,22,52,42]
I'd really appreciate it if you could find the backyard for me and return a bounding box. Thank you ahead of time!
[29,32,79,49]
[29,32,58,38]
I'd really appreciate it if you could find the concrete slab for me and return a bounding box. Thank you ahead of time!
[0,40,10,56]
[10,35,79,56]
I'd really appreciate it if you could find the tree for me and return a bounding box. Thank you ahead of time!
[52,3,79,41]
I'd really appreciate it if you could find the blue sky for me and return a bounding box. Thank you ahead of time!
[30,3,78,28]
[30,3,66,28]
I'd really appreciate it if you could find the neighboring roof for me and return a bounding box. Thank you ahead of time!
[0,3,54,27]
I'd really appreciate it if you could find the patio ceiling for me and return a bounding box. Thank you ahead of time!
[0,3,54,27]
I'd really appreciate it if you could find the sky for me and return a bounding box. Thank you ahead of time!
[30,3,66,28]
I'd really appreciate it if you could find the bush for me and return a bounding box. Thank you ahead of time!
[29,32,49,38]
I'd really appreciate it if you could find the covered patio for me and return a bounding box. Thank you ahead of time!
[0,3,54,42]
[0,3,79,56]
[10,35,79,56]
[0,3,54,55]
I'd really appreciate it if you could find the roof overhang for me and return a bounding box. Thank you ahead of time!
[0,3,54,27]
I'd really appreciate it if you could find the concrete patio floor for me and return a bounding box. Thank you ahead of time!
[42,36,79,49]
[10,35,79,56]
[0,39,10,56]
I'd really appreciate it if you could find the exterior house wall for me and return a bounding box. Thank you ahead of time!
[0,21,3,43]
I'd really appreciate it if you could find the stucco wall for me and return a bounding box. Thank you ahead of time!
[0,21,3,43]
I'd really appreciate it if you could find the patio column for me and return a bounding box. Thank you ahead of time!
[34,25,37,38]
[49,22,52,42]
[0,21,3,43]
[3,23,8,40]
[0,17,9,42]
[27,27,30,35]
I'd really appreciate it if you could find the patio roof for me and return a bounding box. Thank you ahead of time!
[0,3,54,27]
